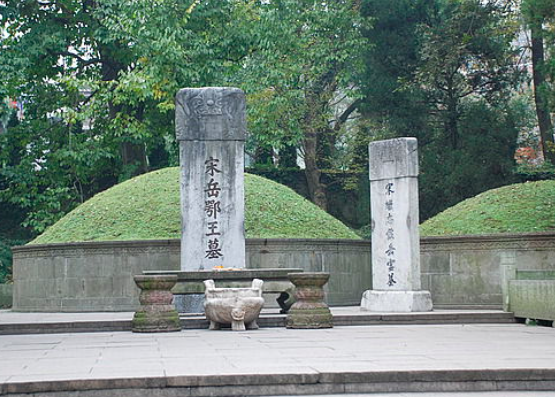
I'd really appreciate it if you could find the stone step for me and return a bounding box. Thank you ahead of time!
[0,309,514,335]
[2,368,555,397]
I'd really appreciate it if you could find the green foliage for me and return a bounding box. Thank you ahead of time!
[359,0,432,139]
[245,172,360,239]
[420,180,555,236]
[420,100,521,220]
[248,167,370,229]
[360,0,523,220]
[31,167,359,244]
[0,236,27,283]
[354,224,372,240]
[521,0,555,163]
[514,162,555,182]
[230,0,370,207]
[0,0,254,233]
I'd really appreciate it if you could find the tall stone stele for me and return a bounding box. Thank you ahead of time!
[175,87,246,271]
[360,138,433,312]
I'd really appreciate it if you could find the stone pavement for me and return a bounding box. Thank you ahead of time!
[278,393,555,396]
[280,393,555,396]
[1,322,555,396]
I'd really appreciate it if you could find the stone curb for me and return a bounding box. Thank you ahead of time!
[0,311,515,335]
[2,369,555,396]
[0,320,131,335]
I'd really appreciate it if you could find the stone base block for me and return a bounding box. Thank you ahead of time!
[286,306,333,329]
[132,309,181,333]
[360,290,433,312]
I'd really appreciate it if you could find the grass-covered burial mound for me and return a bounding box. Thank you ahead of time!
[420,180,555,236]
[31,167,359,244]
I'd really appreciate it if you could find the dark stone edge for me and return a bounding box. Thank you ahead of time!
[13,238,369,253]
[0,311,515,335]
[420,231,555,245]
[2,369,555,396]
[14,231,555,253]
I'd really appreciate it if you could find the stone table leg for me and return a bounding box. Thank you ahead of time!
[132,275,181,333]
[286,272,333,329]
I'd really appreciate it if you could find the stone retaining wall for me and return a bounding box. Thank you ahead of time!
[0,283,12,308]
[11,233,555,312]
[12,239,371,312]
[421,233,555,308]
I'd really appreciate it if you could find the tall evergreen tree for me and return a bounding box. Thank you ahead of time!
[360,0,523,219]
[522,0,555,164]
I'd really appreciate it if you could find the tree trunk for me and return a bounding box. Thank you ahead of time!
[121,142,148,174]
[530,20,555,164]
[100,45,148,176]
[278,145,298,168]
[303,130,328,210]
[253,145,274,167]
[446,89,459,150]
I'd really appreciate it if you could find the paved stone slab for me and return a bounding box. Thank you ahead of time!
[0,324,555,396]
[289,392,555,397]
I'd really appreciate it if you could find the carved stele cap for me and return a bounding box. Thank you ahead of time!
[369,137,419,181]
[175,87,246,141]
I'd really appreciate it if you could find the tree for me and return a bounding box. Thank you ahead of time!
[231,0,369,210]
[522,0,555,164]
[360,0,523,219]
[359,0,433,143]
[0,0,252,232]
[413,0,521,150]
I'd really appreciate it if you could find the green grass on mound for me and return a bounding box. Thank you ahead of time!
[31,167,359,244]
[420,180,555,236]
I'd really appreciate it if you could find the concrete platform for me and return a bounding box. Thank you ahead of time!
[1,323,555,396]
[0,307,515,335]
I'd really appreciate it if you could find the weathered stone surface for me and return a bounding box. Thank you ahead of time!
[508,280,555,321]
[501,266,555,321]
[204,278,264,331]
[132,275,181,333]
[176,87,246,271]
[15,232,555,312]
[11,239,371,312]
[360,290,433,312]
[175,87,246,142]
[0,283,12,308]
[146,268,299,293]
[286,272,333,328]
[361,138,432,312]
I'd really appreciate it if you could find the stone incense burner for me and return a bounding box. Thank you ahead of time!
[203,278,264,331]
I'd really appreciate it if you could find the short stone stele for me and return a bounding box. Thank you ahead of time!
[286,272,333,329]
[132,275,181,333]
[204,278,265,331]
[360,138,433,312]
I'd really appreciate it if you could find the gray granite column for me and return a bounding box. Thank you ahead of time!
[360,138,433,312]
[175,87,246,271]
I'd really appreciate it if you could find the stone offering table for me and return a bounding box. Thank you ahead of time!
[132,275,181,333]
[143,268,303,312]
[286,272,333,329]
[144,268,302,295]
